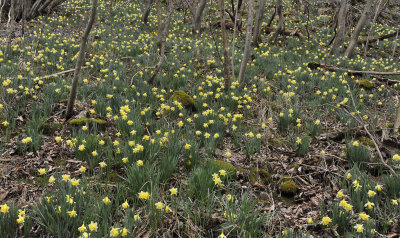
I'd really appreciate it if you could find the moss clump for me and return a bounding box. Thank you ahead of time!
[357,79,375,89]
[107,172,122,183]
[170,90,197,111]
[212,160,245,177]
[39,123,63,135]
[59,99,68,103]
[54,157,67,166]
[384,123,394,128]
[68,117,107,126]
[358,136,374,147]
[280,179,297,196]
[249,168,272,185]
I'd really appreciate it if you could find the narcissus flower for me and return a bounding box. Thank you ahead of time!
[122,200,129,209]
[103,197,110,205]
[38,168,46,175]
[359,212,369,221]
[67,209,77,218]
[321,216,331,226]
[88,221,98,231]
[0,204,9,213]
[354,224,363,233]
[393,154,400,161]
[169,187,177,195]
[110,227,119,237]
[138,191,150,200]
[155,202,164,210]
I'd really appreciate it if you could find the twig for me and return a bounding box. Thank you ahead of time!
[346,81,396,175]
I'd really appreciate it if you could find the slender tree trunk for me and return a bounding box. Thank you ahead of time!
[4,0,16,60]
[272,0,284,40]
[148,2,173,84]
[156,0,162,47]
[331,0,347,50]
[220,0,230,90]
[238,0,254,83]
[252,0,267,46]
[392,29,399,58]
[363,0,383,57]
[65,0,98,119]
[231,0,239,81]
[344,0,373,58]
[142,0,154,24]
[192,0,207,33]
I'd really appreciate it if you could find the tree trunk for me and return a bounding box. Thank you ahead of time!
[272,0,284,40]
[192,0,207,33]
[220,0,230,90]
[344,0,373,58]
[363,0,383,57]
[252,0,267,46]
[331,0,347,50]
[238,0,254,84]
[142,0,154,25]
[148,2,173,84]
[65,0,98,119]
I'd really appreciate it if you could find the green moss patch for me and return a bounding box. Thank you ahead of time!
[170,90,197,111]
[280,179,297,196]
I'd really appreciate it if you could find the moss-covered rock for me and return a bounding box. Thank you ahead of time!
[358,136,374,147]
[170,90,197,111]
[249,168,272,185]
[39,123,63,135]
[357,79,375,89]
[280,179,297,196]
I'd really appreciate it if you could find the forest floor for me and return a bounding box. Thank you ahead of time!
[1,0,400,237]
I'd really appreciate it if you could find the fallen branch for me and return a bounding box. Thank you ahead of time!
[38,66,88,80]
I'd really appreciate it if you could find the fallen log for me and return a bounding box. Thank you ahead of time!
[263,26,305,38]
[357,31,399,44]
[307,62,400,76]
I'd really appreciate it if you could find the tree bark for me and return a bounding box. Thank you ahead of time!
[192,0,207,33]
[252,0,267,46]
[331,0,347,50]
[142,0,154,25]
[238,0,254,84]
[148,2,173,84]
[344,0,373,58]
[272,0,284,40]
[65,0,97,119]
[220,0,230,90]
